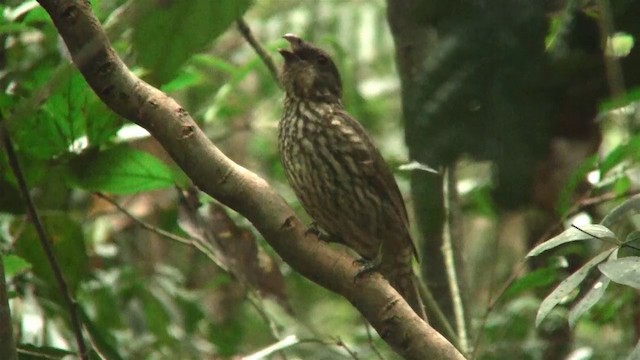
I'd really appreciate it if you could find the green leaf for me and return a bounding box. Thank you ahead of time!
[504,267,560,298]
[13,213,89,295]
[2,254,32,277]
[10,72,90,159]
[600,87,640,112]
[527,224,616,257]
[536,248,614,327]
[192,54,242,77]
[132,0,251,84]
[598,256,640,289]
[161,69,205,92]
[568,274,610,328]
[140,287,172,342]
[0,22,31,35]
[85,100,124,147]
[600,135,640,176]
[65,146,175,194]
[79,306,125,360]
[10,110,71,159]
[16,344,74,359]
[601,194,640,228]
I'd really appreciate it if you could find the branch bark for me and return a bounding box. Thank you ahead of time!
[34,1,464,359]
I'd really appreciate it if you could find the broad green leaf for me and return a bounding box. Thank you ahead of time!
[132,0,251,84]
[192,54,242,77]
[2,254,32,277]
[568,274,610,328]
[536,248,614,327]
[598,135,640,175]
[11,110,71,159]
[598,256,640,289]
[0,152,47,194]
[65,146,175,194]
[140,287,172,342]
[79,306,125,360]
[46,72,88,139]
[21,2,51,25]
[527,224,615,257]
[85,100,124,147]
[601,194,640,228]
[613,175,632,198]
[504,267,560,298]
[13,213,89,295]
[161,70,205,92]
[0,22,31,35]
[10,72,89,159]
[624,231,640,244]
[0,92,15,111]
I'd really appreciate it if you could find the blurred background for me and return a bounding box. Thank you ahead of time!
[1,0,640,359]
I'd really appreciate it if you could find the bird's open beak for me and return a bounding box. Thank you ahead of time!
[278,33,305,62]
[282,33,305,50]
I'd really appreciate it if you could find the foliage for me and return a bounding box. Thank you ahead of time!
[525,195,640,356]
[1,0,640,359]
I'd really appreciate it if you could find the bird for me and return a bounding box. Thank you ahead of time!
[277,34,427,321]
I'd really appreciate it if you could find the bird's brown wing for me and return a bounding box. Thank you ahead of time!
[334,109,419,261]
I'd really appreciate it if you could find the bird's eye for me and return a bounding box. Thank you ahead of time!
[317,54,329,65]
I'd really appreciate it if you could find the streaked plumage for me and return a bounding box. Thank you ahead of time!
[278,34,426,320]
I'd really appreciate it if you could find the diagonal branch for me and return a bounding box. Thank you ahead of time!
[34,1,464,359]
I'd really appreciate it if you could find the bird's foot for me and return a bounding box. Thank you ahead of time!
[353,257,381,283]
[305,222,334,242]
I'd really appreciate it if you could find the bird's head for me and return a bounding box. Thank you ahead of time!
[278,34,342,103]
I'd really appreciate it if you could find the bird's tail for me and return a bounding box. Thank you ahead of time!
[386,269,427,321]
[381,243,427,321]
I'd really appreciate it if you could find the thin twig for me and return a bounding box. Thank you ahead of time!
[442,168,469,355]
[93,192,230,271]
[417,280,459,348]
[96,192,292,356]
[245,294,289,360]
[0,121,88,359]
[236,17,281,87]
[333,337,360,360]
[297,338,360,360]
[363,320,384,360]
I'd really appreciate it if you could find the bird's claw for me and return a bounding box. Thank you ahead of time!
[305,222,333,242]
[305,222,321,237]
[353,257,380,283]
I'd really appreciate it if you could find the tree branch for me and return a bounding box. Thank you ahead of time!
[34,1,463,359]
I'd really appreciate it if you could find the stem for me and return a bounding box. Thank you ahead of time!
[236,17,281,87]
[442,168,469,355]
[0,121,88,359]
